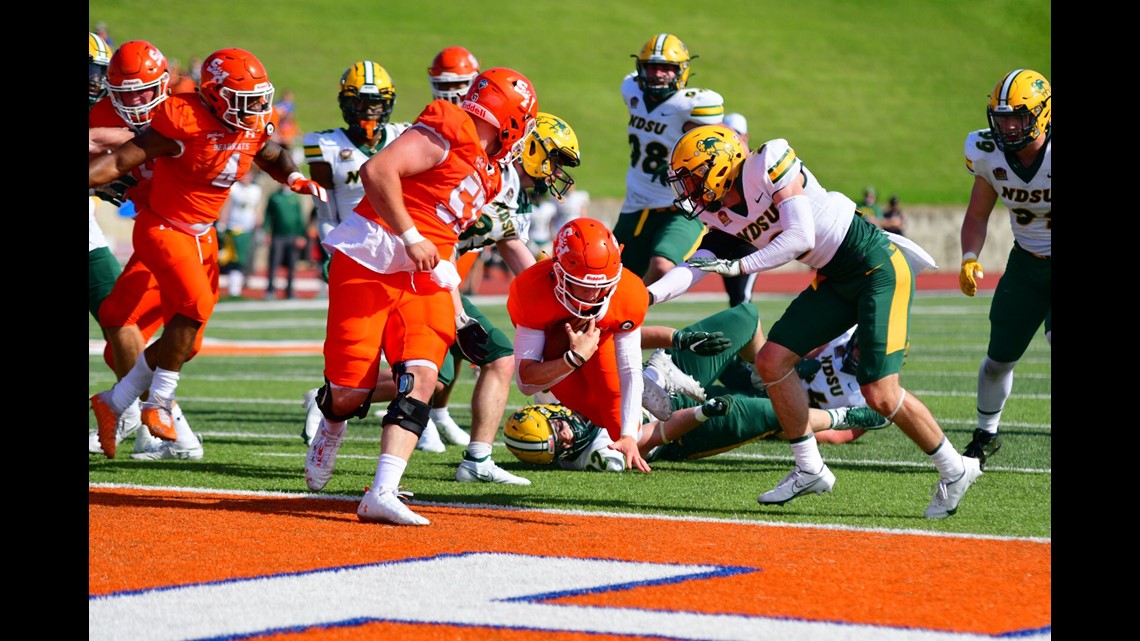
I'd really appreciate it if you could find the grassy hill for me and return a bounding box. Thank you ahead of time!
[90,0,1050,205]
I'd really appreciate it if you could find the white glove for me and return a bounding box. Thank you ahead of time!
[688,256,742,277]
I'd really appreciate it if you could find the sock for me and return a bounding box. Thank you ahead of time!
[149,368,180,401]
[429,407,454,425]
[229,271,244,297]
[323,419,346,437]
[120,398,141,426]
[928,437,965,481]
[113,352,154,412]
[374,453,407,493]
[465,441,492,462]
[790,433,824,475]
[977,357,1015,434]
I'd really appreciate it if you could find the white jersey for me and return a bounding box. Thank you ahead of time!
[302,124,410,240]
[224,180,263,233]
[89,197,108,252]
[803,327,867,409]
[964,130,1051,256]
[715,138,858,272]
[456,161,530,255]
[620,73,724,211]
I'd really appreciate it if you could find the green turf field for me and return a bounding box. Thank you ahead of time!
[89,0,1050,205]
[88,293,1051,539]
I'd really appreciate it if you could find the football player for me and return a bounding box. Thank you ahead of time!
[504,306,888,471]
[958,69,1051,469]
[304,67,537,526]
[90,48,327,460]
[304,60,410,282]
[427,45,480,105]
[507,218,652,472]
[650,123,978,519]
[611,34,724,286]
[88,38,204,460]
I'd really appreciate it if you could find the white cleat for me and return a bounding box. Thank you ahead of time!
[301,388,321,445]
[432,411,471,446]
[646,349,705,401]
[305,423,344,491]
[416,419,447,453]
[130,435,205,460]
[357,489,429,525]
[925,456,982,519]
[757,465,836,506]
[455,456,531,485]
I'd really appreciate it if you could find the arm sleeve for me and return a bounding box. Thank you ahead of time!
[615,328,644,439]
[513,326,572,396]
[645,249,716,305]
[738,195,814,274]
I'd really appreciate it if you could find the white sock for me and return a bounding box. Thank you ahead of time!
[929,437,965,481]
[429,407,454,424]
[466,441,492,461]
[374,453,407,493]
[790,434,824,474]
[229,271,244,297]
[323,419,346,437]
[977,356,1015,434]
[113,352,154,412]
[149,368,180,401]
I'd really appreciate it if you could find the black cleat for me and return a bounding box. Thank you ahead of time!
[962,428,1002,470]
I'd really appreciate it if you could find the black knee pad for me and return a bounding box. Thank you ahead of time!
[382,394,431,437]
[315,379,372,422]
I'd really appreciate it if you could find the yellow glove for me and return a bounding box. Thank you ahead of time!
[959,253,984,297]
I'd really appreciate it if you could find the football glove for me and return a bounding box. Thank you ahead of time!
[688,256,742,277]
[701,395,734,418]
[92,175,138,207]
[456,313,490,362]
[288,173,328,203]
[672,330,732,356]
[959,255,984,297]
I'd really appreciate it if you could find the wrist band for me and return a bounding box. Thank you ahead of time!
[563,350,586,369]
[399,227,426,246]
[286,172,305,187]
[962,252,978,261]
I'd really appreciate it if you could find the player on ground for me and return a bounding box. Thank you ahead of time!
[958,69,1051,469]
[611,33,724,285]
[507,218,652,472]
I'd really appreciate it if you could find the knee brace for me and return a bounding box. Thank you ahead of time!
[382,394,432,437]
[315,379,372,423]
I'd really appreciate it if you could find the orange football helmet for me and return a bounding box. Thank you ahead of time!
[428,46,480,105]
[198,48,275,133]
[106,40,170,128]
[461,67,538,163]
[552,218,623,319]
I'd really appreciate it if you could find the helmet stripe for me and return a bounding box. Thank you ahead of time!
[997,68,1026,108]
[362,61,375,86]
[653,34,668,57]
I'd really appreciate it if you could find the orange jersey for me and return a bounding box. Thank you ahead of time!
[507,260,649,436]
[146,92,271,226]
[88,98,156,208]
[354,100,499,251]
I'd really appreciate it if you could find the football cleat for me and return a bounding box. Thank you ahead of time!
[357,489,429,525]
[140,395,179,441]
[305,423,345,491]
[962,428,1002,470]
[829,406,891,431]
[301,388,321,445]
[925,456,982,519]
[456,456,531,485]
[757,465,836,506]
[415,419,446,453]
[432,410,471,446]
[646,349,705,401]
[131,435,205,460]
